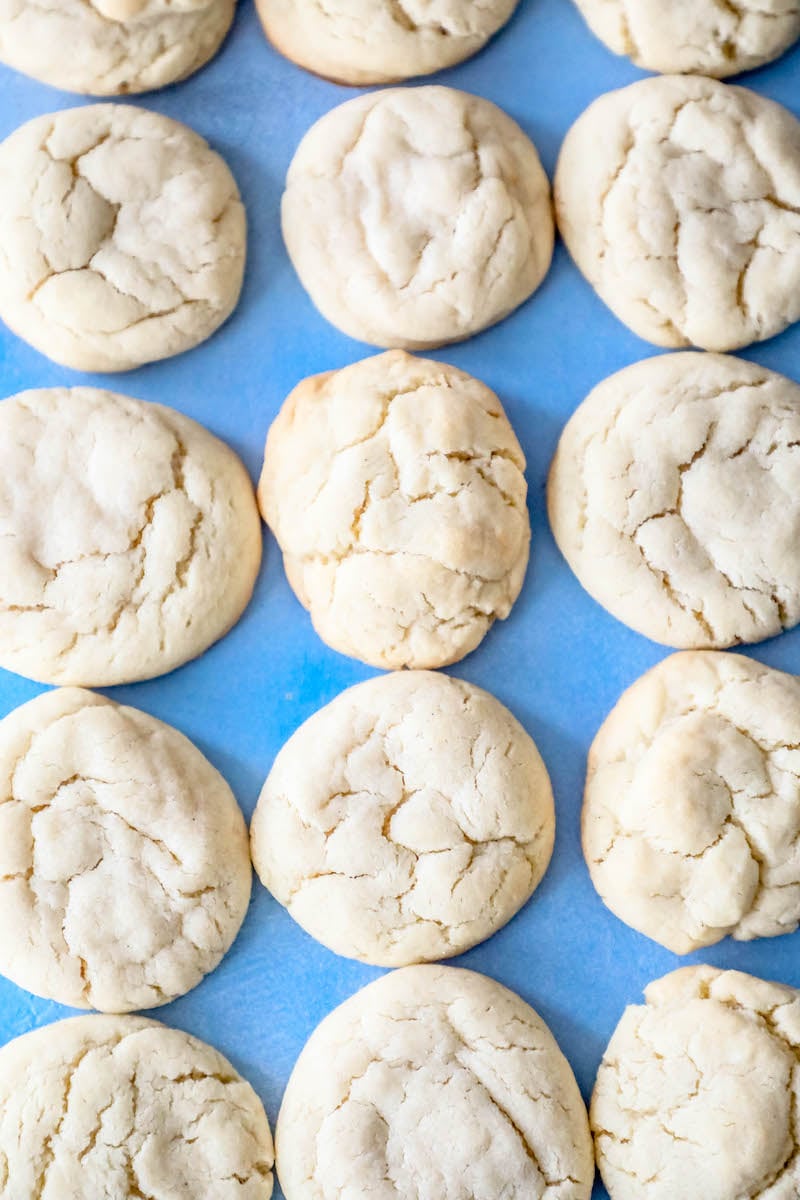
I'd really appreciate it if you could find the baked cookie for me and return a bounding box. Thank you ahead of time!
[277,965,594,1200]
[593,966,800,1200]
[0,104,246,372]
[258,351,530,669]
[0,387,262,686]
[0,0,235,95]
[0,1013,274,1198]
[548,353,800,648]
[256,0,518,85]
[554,75,800,351]
[251,671,554,966]
[282,87,553,349]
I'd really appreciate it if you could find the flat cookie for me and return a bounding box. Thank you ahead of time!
[593,966,800,1200]
[0,387,262,686]
[282,87,553,349]
[0,0,235,95]
[258,351,530,669]
[548,353,800,648]
[0,1013,274,1198]
[251,671,554,966]
[277,965,594,1200]
[584,651,800,954]
[0,104,246,371]
[554,75,800,351]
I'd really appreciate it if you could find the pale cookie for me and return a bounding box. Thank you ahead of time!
[282,87,553,349]
[252,671,554,966]
[0,387,262,686]
[548,353,800,648]
[256,0,518,86]
[277,965,594,1200]
[258,351,530,669]
[0,104,246,372]
[0,0,235,95]
[593,965,800,1200]
[584,651,800,954]
[0,1013,274,1198]
[554,75,800,351]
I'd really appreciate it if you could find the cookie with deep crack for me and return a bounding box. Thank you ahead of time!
[277,965,594,1200]
[554,75,800,351]
[548,352,800,648]
[0,386,262,686]
[258,350,530,669]
[0,104,246,372]
[593,965,800,1200]
[0,0,235,95]
[0,1013,274,1198]
[282,87,553,349]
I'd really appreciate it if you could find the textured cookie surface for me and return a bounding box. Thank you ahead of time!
[554,75,800,351]
[282,87,553,349]
[584,652,800,954]
[252,671,554,966]
[259,351,530,669]
[0,104,246,371]
[548,353,800,648]
[0,387,262,686]
[277,965,594,1200]
[0,0,235,95]
[593,965,800,1200]
[0,687,251,1012]
[0,1013,274,1198]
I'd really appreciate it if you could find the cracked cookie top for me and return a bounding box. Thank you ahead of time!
[251,670,554,967]
[0,104,246,371]
[547,352,800,649]
[0,387,262,686]
[0,1013,274,1198]
[276,965,594,1200]
[0,0,235,95]
[592,965,800,1200]
[258,350,530,669]
[281,87,553,350]
[0,687,252,1012]
[554,75,800,351]
[583,651,800,954]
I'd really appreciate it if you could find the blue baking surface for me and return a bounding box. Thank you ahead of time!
[0,5,799,1195]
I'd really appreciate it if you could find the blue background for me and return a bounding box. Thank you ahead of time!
[0,5,799,1196]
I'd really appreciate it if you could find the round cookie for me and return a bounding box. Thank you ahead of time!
[0,386,262,686]
[547,352,800,649]
[0,1013,274,1198]
[277,965,594,1200]
[0,687,252,1012]
[0,0,236,95]
[282,87,553,349]
[258,351,530,669]
[583,651,800,954]
[0,104,246,372]
[554,75,800,352]
[251,671,554,966]
[256,0,519,86]
[592,965,800,1200]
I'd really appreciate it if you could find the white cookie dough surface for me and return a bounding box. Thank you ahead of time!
[0,104,246,372]
[282,87,553,350]
[0,0,235,95]
[554,75,800,351]
[593,965,800,1200]
[548,353,800,649]
[0,1013,274,1199]
[251,671,554,966]
[0,387,262,686]
[259,351,530,669]
[277,965,594,1200]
